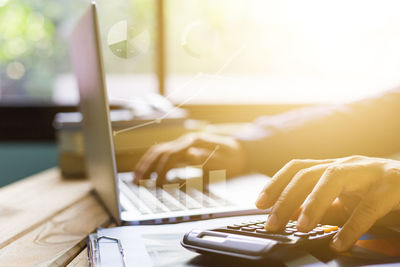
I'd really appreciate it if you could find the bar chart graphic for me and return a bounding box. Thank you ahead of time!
[137,168,228,211]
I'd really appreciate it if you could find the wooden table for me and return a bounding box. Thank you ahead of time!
[3,158,400,266]
[0,168,109,266]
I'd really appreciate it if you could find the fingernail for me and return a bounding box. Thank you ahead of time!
[297,213,311,230]
[265,214,279,231]
[330,236,342,251]
[255,192,267,207]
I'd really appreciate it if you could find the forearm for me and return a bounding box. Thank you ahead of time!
[235,88,400,175]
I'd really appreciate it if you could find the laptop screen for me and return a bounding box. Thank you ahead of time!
[69,2,121,224]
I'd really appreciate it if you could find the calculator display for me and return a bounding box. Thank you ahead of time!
[201,235,226,243]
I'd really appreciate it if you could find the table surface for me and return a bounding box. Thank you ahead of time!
[0,168,105,266]
[2,160,400,266]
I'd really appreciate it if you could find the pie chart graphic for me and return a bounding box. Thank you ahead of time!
[107,20,150,59]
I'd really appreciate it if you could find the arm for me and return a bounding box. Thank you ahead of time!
[134,87,400,183]
[235,87,400,175]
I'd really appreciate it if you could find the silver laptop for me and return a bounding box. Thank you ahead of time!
[69,1,268,225]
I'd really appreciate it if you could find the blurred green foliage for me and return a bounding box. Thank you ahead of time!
[0,0,73,99]
[0,0,155,101]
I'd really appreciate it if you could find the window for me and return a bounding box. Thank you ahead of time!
[0,0,157,104]
[1,0,400,105]
[165,0,400,104]
[0,0,86,102]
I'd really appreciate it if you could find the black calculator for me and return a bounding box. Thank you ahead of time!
[181,218,340,261]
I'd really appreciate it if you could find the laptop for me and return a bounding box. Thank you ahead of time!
[69,1,268,225]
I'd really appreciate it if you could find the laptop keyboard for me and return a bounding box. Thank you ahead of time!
[119,177,230,215]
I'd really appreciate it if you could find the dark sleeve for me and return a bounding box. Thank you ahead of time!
[234,87,400,175]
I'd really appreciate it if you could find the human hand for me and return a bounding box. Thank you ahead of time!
[255,156,400,252]
[134,132,246,185]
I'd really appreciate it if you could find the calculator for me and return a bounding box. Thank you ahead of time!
[181,218,340,261]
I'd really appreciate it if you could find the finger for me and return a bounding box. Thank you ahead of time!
[154,152,186,186]
[319,198,351,226]
[330,185,400,252]
[256,159,334,209]
[135,135,196,181]
[265,164,330,231]
[296,198,353,226]
[338,194,362,217]
[134,145,166,183]
[297,164,380,232]
[155,147,218,185]
[134,133,228,184]
[135,146,158,182]
[135,138,206,183]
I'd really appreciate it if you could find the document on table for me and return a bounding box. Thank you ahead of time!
[88,214,329,267]
[88,214,400,266]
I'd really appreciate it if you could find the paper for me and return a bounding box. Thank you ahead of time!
[97,215,265,267]
[96,214,328,267]
[95,214,400,266]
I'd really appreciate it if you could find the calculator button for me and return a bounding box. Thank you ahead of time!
[321,225,338,233]
[314,228,325,235]
[285,229,295,234]
[286,223,296,228]
[294,232,309,237]
[248,225,264,229]
[255,224,265,227]
[241,227,256,232]
[227,225,241,230]
[234,223,248,227]
[308,231,317,236]
[255,229,268,234]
